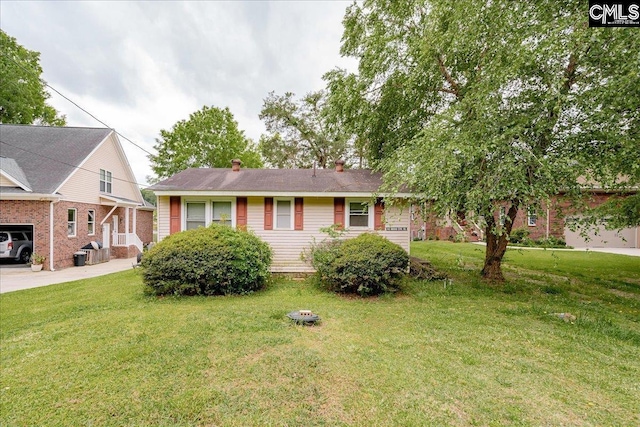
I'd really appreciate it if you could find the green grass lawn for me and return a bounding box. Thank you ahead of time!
[1,241,639,426]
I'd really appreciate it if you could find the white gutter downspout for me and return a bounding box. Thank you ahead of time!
[546,206,550,240]
[49,200,56,271]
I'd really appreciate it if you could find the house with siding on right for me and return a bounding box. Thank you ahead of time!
[148,160,412,272]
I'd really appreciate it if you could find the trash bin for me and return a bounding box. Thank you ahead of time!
[73,251,86,267]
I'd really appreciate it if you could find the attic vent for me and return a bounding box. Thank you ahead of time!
[231,159,242,172]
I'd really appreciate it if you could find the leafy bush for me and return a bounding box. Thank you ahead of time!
[306,233,409,297]
[141,224,272,296]
[509,228,530,244]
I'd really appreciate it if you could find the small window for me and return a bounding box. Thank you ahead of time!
[275,199,292,229]
[212,201,232,225]
[186,202,206,230]
[88,209,95,235]
[348,201,369,228]
[499,207,506,226]
[100,169,112,193]
[68,209,77,237]
[527,208,537,226]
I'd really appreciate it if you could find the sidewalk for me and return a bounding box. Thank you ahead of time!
[0,257,139,294]
[472,242,640,257]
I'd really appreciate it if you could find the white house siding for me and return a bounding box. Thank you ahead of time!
[0,175,16,187]
[157,196,171,241]
[156,196,411,272]
[246,197,410,272]
[57,134,141,204]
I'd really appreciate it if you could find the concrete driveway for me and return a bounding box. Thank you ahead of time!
[0,257,139,294]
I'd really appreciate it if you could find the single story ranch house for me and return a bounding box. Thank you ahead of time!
[148,160,411,272]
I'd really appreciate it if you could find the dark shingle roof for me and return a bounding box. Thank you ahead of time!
[148,167,386,194]
[0,157,31,189]
[0,124,112,194]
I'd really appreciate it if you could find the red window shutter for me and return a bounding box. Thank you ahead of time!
[169,196,181,234]
[374,198,385,231]
[334,197,345,229]
[264,197,273,230]
[236,197,248,226]
[294,198,304,230]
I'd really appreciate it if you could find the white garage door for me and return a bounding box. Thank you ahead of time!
[565,220,637,248]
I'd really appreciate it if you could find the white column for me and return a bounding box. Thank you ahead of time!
[125,207,130,245]
[133,207,137,235]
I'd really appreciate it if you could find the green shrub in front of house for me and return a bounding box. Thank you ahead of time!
[141,224,272,296]
[307,233,409,297]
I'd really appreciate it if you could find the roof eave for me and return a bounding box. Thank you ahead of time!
[152,190,413,198]
[0,192,61,201]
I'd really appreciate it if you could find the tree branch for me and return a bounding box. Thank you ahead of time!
[436,54,460,98]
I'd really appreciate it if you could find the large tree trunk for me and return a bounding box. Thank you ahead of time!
[481,203,519,282]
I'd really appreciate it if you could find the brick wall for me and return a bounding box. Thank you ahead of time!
[0,200,51,267]
[136,210,154,245]
[2,200,155,270]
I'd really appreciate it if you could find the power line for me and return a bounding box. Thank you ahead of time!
[0,138,150,188]
[4,53,156,158]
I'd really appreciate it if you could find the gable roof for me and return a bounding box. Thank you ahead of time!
[0,124,112,194]
[0,157,31,191]
[148,167,405,197]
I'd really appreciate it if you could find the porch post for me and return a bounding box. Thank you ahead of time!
[125,207,130,245]
[133,207,137,235]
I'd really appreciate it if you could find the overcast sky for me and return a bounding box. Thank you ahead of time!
[0,1,357,186]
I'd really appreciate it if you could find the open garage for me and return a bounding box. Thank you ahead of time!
[0,224,34,264]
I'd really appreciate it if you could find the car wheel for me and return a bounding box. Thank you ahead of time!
[19,249,31,264]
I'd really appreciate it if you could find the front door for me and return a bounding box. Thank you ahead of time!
[102,223,110,249]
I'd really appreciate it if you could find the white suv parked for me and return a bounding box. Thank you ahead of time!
[0,231,33,263]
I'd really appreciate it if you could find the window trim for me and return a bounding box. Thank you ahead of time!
[87,209,96,236]
[274,197,294,230]
[185,201,207,230]
[346,198,373,229]
[499,206,507,226]
[68,208,77,237]
[182,197,237,229]
[527,208,537,227]
[211,200,234,225]
[100,169,113,194]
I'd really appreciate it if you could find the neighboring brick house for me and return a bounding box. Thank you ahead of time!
[148,160,411,272]
[411,192,639,248]
[0,125,154,270]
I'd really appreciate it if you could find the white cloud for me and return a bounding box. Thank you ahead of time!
[0,1,357,186]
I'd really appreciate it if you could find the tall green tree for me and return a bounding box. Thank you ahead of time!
[0,30,66,125]
[259,90,361,168]
[149,106,263,180]
[327,0,640,281]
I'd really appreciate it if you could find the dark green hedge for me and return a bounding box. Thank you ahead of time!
[308,233,409,296]
[141,224,272,296]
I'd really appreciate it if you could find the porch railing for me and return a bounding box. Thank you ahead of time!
[112,232,144,252]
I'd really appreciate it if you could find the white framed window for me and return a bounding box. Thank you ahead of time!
[68,208,77,237]
[212,201,232,225]
[527,208,537,226]
[186,202,206,230]
[274,198,294,230]
[499,206,506,226]
[87,209,95,235]
[183,198,236,229]
[346,199,372,228]
[100,169,112,193]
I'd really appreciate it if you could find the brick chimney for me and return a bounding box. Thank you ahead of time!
[335,159,345,172]
[231,159,242,172]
